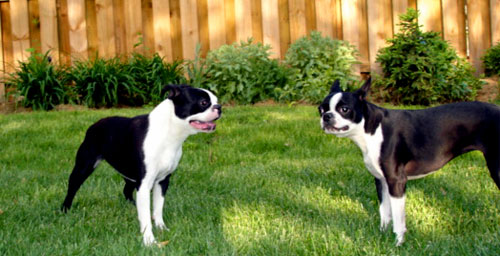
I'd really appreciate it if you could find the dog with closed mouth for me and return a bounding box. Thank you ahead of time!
[61,84,221,245]
[318,78,500,245]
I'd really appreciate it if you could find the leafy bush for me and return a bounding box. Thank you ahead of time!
[482,42,500,76]
[281,31,360,103]
[126,53,185,105]
[201,39,292,104]
[7,50,70,110]
[374,9,482,105]
[70,57,137,108]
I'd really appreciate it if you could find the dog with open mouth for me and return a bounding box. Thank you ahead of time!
[319,78,500,246]
[61,84,221,245]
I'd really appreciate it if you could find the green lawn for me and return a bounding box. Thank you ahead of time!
[0,105,499,255]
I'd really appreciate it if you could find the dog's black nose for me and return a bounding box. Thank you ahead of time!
[213,104,222,114]
[322,113,333,123]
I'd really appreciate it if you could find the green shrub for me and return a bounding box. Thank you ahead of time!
[126,53,185,105]
[7,50,70,110]
[375,8,482,105]
[70,57,137,108]
[282,31,360,103]
[482,42,500,76]
[202,39,292,104]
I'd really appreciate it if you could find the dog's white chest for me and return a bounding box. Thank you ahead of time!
[350,125,385,179]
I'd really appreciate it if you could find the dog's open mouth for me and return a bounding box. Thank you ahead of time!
[324,125,349,132]
[189,120,217,131]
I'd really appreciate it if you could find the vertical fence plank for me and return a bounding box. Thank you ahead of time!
[315,0,333,38]
[142,0,155,56]
[86,0,98,58]
[112,0,126,58]
[67,0,88,62]
[304,0,315,34]
[278,0,289,58]
[392,0,408,34]
[342,0,363,73]
[491,0,500,43]
[207,0,226,50]
[169,0,183,60]
[417,0,443,33]
[10,0,31,67]
[235,0,252,42]
[197,0,210,57]
[225,0,236,44]
[124,0,142,54]
[468,0,491,75]
[95,0,116,59]
[28,0,41,54]
[442,0,466,57]
[56,0,71,65]
[261,0,280,58]
[358,0,369,73]
[0,6,4,103]
[250,0,262,43]
[288,0,306,42]
[39,0,59,62]
[2,2,14,73]
[180,0,199,59]
[367,0,392,74]
[152,0,172,61]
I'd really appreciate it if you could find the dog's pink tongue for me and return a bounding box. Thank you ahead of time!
[190,121,216,130]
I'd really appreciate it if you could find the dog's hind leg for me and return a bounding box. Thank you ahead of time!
[484,150,500,190]
[61,141,101,212]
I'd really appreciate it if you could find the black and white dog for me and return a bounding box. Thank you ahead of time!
[319,78,500,245]
[61,85,221,245]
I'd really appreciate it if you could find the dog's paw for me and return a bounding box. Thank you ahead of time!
[142,232,156,246]
[379,219,391,232]
[395,233,405,246]
[155,222,169,231]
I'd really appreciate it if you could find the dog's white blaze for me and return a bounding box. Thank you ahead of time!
[389,195,406,246]
[348,122,385,179]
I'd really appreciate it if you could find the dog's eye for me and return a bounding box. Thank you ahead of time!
[340,107,349,113]
[200,100,209,107]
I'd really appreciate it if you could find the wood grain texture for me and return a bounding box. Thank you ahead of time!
[468,0,491,75]
[56,0,71,65]
[142,0,155,56]
[288,0,306,42]
[250,0,262,43]
[207,0,226,50]
[235,0,252,42]
[261,0,280,58]
[124,0,142,54]
[95,0,116,58]
[315,0,333,38]
[491,0,500,43]
[392,0,408,34]
[367,0,392,74]
[179,0,199,60]
[442,0,466,57]
[278,0,289,59]
[86,0,98,58]
[10,0,30,66]
[67,0,88,62]
[225,0,236,44]
[39,0,59,62]
[152,0,172,60]
[417,0,443,33]
[28,0,41,54]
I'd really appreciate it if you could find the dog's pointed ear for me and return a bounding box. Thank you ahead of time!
[162,85,181,99]
[329,80,342,94]
[355,77,371,101]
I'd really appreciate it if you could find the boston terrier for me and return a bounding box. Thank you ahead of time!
[61,85,221,245]
[318,78,500,246]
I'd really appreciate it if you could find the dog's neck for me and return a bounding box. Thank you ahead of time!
[148,99,193,146]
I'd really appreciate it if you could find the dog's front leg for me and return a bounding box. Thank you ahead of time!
[136,177,156,246]
[375,178,392,231]
[152,175,171,230]
[386,173,407,246]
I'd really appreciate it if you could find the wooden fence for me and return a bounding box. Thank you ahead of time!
[1,0,499,102]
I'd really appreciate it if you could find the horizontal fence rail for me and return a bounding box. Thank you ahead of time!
[0,0,499,102]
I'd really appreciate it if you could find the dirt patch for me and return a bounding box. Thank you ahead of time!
[0,102,31,114]
[477,77,499,102]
